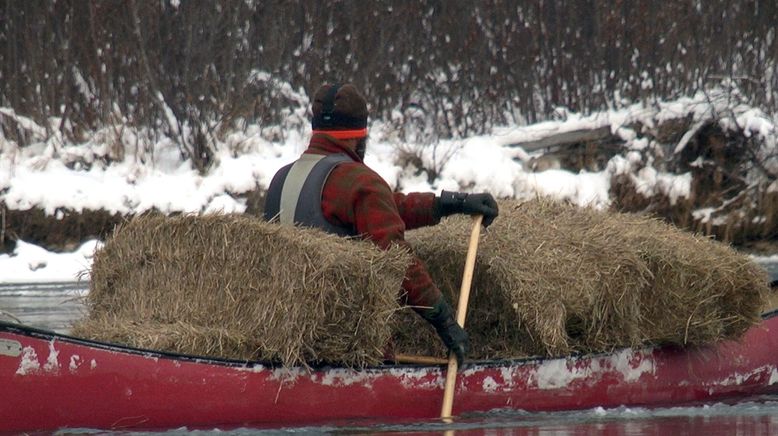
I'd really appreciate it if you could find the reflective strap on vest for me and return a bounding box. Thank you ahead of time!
[264,153,355,236]
[279,154,324,226]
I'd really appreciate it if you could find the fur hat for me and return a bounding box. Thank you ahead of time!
[311,84,368,139]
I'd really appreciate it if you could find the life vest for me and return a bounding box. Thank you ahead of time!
[264,153,356,236]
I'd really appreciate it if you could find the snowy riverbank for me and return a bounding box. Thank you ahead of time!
[1,88,776,283]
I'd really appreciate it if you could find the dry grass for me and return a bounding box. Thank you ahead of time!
[71,214,410,367]
[400,198,769,358]
[73,200,769,365]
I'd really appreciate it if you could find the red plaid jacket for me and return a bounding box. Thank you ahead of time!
[304,133,442,310]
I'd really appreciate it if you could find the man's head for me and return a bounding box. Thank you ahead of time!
[311,83,369,158]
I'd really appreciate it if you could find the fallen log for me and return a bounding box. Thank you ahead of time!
[508,126,615,153]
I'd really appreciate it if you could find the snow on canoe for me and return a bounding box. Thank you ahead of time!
[2,310,778,432]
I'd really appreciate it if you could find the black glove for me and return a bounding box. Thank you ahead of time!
[436,190,499,227]
[421,298,470,366]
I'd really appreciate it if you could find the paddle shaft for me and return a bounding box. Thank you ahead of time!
[394,353,449,365]
[440,214,483,419]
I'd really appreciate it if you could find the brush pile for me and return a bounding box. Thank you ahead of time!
[71,214,410,367]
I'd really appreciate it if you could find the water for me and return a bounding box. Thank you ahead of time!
[3,271,778,435]
[52,403,778,435]
[759,258,778,279]
[0,281,87,334]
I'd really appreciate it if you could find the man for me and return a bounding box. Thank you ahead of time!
[264,83,498,364]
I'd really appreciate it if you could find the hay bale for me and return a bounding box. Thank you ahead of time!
[73,200,769,365]
[629,218,767,344]
[72,317,257,359]
[71,214,411,367]
[400,198,768,358]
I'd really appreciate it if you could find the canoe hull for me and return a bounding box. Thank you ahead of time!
[3,313,778,432]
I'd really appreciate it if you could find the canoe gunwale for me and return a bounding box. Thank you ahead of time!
[4,311,778,432]
[2,309,778,371]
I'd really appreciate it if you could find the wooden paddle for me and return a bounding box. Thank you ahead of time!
[394,353,449,365]
[440,214,483,420]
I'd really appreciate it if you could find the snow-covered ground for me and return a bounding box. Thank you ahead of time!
[0,240,100,283]
[1,87,776,283]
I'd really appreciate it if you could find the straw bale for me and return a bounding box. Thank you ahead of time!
[629,217,768,344]
[73,200,769,365]
[72,214,410,367]
[399,198,768,358]
[72,316,257,359]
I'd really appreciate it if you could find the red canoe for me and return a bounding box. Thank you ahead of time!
[2,310,778,432]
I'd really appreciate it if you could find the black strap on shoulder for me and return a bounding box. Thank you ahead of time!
[293,153,353,236]
[264,153,356,237]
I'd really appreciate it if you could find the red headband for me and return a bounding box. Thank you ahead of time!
[312,128,368,140]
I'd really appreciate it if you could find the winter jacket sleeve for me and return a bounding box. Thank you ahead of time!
[393,192,441,230]
[321,162,442,310]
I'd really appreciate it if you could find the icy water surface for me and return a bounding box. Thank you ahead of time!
[3,263,778,435]
[52,402,778,434]
[0,281,87,333]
